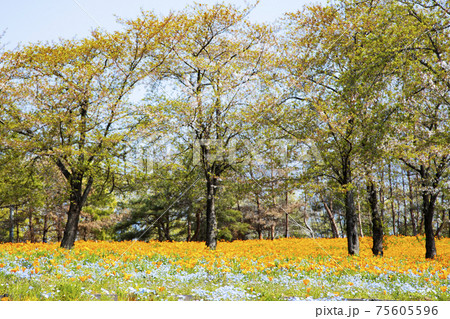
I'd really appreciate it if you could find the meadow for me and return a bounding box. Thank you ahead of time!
[0,236,449,301]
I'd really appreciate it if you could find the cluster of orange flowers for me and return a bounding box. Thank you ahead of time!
[0,236,448,278]
[0,236,448,301]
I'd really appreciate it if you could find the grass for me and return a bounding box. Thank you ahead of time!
[0,236,449,301]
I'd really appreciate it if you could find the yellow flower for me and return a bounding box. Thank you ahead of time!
[123,273,132,280]
[303,279,310,286]
[440,286,447,293]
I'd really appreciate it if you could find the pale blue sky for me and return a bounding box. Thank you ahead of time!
[1,0,324,49]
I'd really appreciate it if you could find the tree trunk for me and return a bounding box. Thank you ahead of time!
[284,213,289,238]
[164,213,171,241]
[60,200,82,249]
[434,210,447,239]
[42,214,48,243]
[401,173,408,235]
[418,165,437,259]
[9,205,14,243]
[187,213,191,242]
[407,171,417,235]
[16,219,19,242]
[379,170,385,220]
[419,213,425,235]
[284,192,289,238]
[256,193,263,240]
[323,200,339,238]
[57,213,63,242]
[205,176,218,249]
[367,181,383,256]
[388,163,396,236]
[339,215,344,238]
[345,187,359,255]
[191,209,201,241]
[379,184,385,221]
[157,222,164,241]
[357,195,364,238]
[423,191,437,259]
[28,208,35,243]
[60,173,93,249]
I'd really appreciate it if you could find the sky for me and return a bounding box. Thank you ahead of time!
[0,0,323,50]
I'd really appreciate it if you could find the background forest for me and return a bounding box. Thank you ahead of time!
[0,0,449,259]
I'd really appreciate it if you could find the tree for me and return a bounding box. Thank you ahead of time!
[3,15,172,249]
[144,3,272,249]
[387,0,450,258]
[115,157,202,242]
[278,1,398,255]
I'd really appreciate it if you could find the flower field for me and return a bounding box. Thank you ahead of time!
[0,236,449,301]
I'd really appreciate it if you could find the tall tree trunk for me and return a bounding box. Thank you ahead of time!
[345,187,359,255]
[379,170,385,220]
[434,210,447,239]
[420,165,437,259]
[42,214,48,243]
[416,172,425,235]
[284,213,289,238]
[256,194,263,240]
[407,171,417,235]
[57,213,63,242]
[60,175,93,249]
[284,192,289,238]
[396,197,402,235]
[191,209,201,241]
[419,213,425,235]
[401,173,408,235]
[357,194,364,238]
[157,222,164,241]
[60,200,82,249]
[388,163,396,235]
[448,209,450,238]
[323,200,339,238]
[367,181,383,256]
[28,208,35,243]
[16,220,19,243]
[9,205,14,243]
[423,191,437,259]
[187,212,191,242]
[448,210,450,238]
[339,214,344,238]
[164,213,171,241]
[205,175,218,249]
[343,163,359,255]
